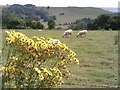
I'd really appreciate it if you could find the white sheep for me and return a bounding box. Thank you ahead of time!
[47,39,60,45]
[77,30,88,37]
[38,29,43,31]
[53,39,61,44]
[62,29,73,38]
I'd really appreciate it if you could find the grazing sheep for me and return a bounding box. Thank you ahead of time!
[38,29,43,31]
[77,30,87,37]
[48,39,60,45]
[62,29,73,38]
[53,39,61,44]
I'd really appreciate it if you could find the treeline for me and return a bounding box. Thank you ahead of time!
[68,18,92,30]
[69,14,120,30]
[87,14,120,30]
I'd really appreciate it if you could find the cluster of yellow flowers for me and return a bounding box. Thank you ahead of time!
[1,30,79,88]
[33,67,63,87]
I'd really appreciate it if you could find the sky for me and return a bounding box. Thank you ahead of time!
[1,0,120,7]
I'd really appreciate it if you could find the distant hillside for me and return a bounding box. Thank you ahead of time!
[40,7,113,25]
[100,7,118,13]
[2,4,49,21]
[2,5,112,25]
[2,4,116,29]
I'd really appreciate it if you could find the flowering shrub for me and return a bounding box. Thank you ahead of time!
[1,30,79,88]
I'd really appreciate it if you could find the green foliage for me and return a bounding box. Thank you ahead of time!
[69,22,87,30]
[94,14,110,29]
[48,19,55,30]
[2,11,26,29]
[76,23,87,30]
[30,21,44,29]
[75,18,92,24]
[2,4,49,29]
[109,15,120,30]
[5,4,49,21]
[87,14,120,30]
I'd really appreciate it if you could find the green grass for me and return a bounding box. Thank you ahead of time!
[0,30,118,88]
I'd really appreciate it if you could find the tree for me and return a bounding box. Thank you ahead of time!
[37,21,44,29]
[2,11,26,29]
[30,21,44,29]
[47,19,55,30]
[75,22,87,30]
[69,22,87,30]
[87,14,120,30]
[109,16,120,30]
[94,14,110,29]
[87,22,94,30]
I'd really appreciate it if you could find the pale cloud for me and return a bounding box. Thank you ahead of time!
[1,0,119,7]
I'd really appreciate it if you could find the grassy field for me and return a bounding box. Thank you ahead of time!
[0,30,118,88]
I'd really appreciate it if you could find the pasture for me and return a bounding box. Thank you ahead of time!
[0,30,118,88]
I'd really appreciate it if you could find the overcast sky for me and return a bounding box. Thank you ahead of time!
[1,0,120,7]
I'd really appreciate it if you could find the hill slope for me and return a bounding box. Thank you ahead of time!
[2,4,113,29]
[41,7,112,25]
[2,4,49,21]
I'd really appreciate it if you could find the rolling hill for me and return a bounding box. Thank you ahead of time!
[2,4,114,29]
[40,7,113,25]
